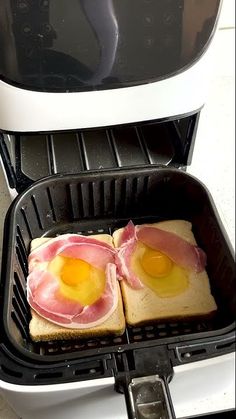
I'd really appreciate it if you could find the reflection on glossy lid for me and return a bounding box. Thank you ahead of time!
[0,0,221,92]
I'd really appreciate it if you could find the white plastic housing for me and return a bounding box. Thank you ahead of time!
[0,35,217,133]
[0,353,235,419]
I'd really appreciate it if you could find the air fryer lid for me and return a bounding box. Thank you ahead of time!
[0,0,221,92]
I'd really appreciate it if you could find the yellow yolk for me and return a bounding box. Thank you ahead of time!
[141,249,173,277]
[131,243,189,297]
[61,258,91,286]
[48,256,105,306]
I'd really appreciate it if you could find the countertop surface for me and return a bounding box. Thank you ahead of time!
[0,2,235,418]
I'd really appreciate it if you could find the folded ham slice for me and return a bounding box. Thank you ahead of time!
[115,239,143,290]
[29,234,116,272]
[27,235,118,329]
[136,226,207,273]
[115,221,144,289]
[115,221,207,290]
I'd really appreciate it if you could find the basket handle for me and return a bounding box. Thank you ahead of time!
[114,347,176,418]
[124,374,175,419]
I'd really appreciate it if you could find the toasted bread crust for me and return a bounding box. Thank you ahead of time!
[30,282,125,342]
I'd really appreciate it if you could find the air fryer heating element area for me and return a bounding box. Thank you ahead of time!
[0,167,235,385]
[0,114,199,192]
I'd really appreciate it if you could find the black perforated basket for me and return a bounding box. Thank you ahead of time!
[0,166,235,385]
[0,164,235,418]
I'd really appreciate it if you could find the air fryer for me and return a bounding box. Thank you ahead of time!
[0,1,235,419]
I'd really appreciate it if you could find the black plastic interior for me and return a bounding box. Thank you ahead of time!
[0,167,235,371]
[0,113,199,192]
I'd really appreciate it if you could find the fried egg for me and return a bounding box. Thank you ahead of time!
[130,242,189,297]
[47,255,106,306]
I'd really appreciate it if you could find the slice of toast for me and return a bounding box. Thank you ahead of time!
[29,234,125,342]
[113,220,217,326]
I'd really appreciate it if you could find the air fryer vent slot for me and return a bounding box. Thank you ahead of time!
[34,371,63,380]
[73,360,104,377]
[173,334,236,364]
[216,341,235,350]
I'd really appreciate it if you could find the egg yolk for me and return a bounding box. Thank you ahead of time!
[141,249,173,277]
[131,243,189,297]
[61,258,91,286]
[48,256,106,306]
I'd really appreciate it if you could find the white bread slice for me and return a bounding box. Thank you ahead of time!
[113,220,217,326]
[29,234,125,342]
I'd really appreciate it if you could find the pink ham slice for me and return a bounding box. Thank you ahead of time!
[115,240,143,290]
[115,221,144,289]
[27,264,117,328]
[116,220,136,247]
[27,270,84,325]
[115,221,207,290]
[136,226,207,273]
[27,235,118,328]
[29,234,116,272]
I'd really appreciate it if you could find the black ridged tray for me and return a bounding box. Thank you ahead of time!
[0,166,234,372]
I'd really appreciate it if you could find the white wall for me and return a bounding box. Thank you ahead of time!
[218,0,235,28]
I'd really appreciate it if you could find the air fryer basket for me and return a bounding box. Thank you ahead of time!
[1,165,235,360]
